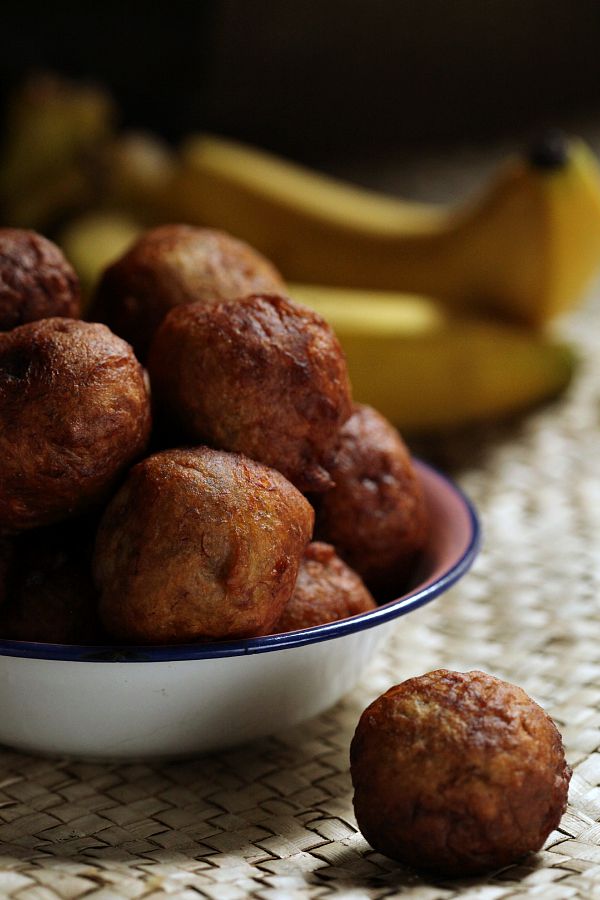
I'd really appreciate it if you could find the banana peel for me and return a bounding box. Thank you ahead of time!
[290,284,576,432]
[176,133,600,326]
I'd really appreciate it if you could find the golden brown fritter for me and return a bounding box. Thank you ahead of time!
[0,318,151,534]
[0,229,80,331]
[89,224,285,359]
[271,542,376,633]
[0,521,102,644]
[315,404,428,595]
[148,294,353,493]
[351,669,571,876]
[94,447,314,643]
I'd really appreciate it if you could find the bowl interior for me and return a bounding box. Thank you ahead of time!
[0,460,480,662]
[407,460,478,591]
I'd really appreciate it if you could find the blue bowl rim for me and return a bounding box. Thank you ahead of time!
[0,460,480,663]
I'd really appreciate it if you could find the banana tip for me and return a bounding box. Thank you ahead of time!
[528,130,569,170]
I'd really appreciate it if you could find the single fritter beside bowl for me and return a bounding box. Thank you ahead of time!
[271,541,376,633]
[0,228,81,331]
[315,404,428,595]
[148,293,353,492]
[94,447,314,643]
[0,318,151,533]
[90,224,285,359]
[351,669,571,876]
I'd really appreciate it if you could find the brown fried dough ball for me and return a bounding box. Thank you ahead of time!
[351,669,571,876]
[94,447,314,643]
[89,224,285,359]
[315,404,428,595]
[0,521,102,643]
[271,542,376,633]
[0,318,151,533]
[0,229,80,331]
[148,294,352,492]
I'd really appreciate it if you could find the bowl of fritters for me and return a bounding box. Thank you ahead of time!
[0,226,479,759]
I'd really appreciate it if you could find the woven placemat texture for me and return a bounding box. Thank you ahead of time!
[1,301,599,898]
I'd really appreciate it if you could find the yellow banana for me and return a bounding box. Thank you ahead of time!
[290,284,575,432]
[175,133,600,326]
[94,132,178,224]
[0,74,114,227]
[59,212,142,305]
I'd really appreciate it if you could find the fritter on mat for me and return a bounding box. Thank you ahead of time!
[351,669,571,876]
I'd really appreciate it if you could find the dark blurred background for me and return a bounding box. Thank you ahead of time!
[2,0,600,167]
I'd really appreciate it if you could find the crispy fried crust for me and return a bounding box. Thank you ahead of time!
[0,318,151,534]
[272,541,376,633]
[0,521,102,643]
[315,404,428,595]
[148,294,353,492]
[0,229,80,331]
[94,447,314,643]
[350,669,571,876]
[90,225,285,359]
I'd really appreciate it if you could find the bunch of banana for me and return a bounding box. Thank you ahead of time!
[169,130,598,428]
[0,74,114,228]
[59,212,142,302]
[0,74,176,232]
[2,75,597,432]
[175,132,600,326]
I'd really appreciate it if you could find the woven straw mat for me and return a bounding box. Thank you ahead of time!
[1,290,600,899]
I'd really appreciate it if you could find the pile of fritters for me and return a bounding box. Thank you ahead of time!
[0,224,428,644]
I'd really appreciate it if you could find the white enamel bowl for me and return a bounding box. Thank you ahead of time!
[0,461,479,760]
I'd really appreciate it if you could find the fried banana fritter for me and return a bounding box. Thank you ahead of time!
[90,224,285,358]
[315,404,428,595]
[351,669,571,876]
[148,294,352,492]
[0,228,80,330]
[0,318,151,533]
[272,541,376,633]
[94,447,314,643]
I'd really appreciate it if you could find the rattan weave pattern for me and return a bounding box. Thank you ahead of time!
[0,292,599,898]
